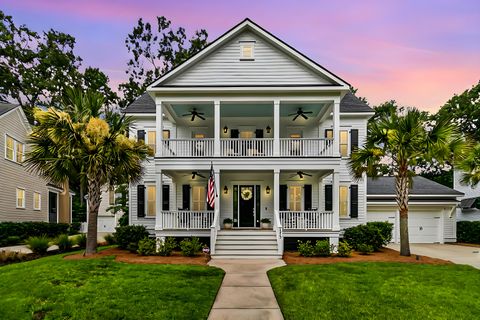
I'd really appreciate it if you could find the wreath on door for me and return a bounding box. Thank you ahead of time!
[240,187,253,201]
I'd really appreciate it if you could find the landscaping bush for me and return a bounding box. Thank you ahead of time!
[357,243,374,255]
[180,237,202,257]
[297,240,315,257]
[457,221,480,244]
[158,237,177,256]
[314,240,331,257]
[343,222,393,251]
[68,222,82,235]
[0,222,70,246]
[337,241,352,257]
[55,234,73,252]
[104,234,116,245]
[114,225,149,250]
[75,234,87,248]
[26,236,50,254]
[137,238,157,256]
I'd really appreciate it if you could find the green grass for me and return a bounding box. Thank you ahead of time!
[268,263,480,320]
[0,252,224,320]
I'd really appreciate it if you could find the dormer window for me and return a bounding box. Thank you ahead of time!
[240,41,255,60]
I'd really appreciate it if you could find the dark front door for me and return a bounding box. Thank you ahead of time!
[48,191,58,223]
[239,185,255,227]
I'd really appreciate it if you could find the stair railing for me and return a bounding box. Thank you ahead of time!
[273,209,283,255]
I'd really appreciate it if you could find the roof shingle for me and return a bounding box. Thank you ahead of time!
[0,102,19,117]
[367,176,463,197]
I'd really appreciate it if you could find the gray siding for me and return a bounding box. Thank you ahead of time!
[164,31,333,86]
[0,108,50,222]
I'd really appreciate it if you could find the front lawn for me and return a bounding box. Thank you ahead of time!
[0,252,224,320]
[268,263,480,320]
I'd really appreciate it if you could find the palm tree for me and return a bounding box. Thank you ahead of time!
[349,107,464,256]
[459,143,480,187]
[25,88,150,255]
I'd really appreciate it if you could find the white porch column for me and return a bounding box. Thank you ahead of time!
[155,99,163,157]
[273,169,280,225]
[155,171,163,230]
[332,99,340,156]
[332,170,340,231]
[273,100,280,156]
[214,169,221,229]
[214,100,221,157]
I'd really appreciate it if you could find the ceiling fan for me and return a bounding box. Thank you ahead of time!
[182,108,205,121]
[289,108,313,121]
[184,171,206,179]
[290,171,313,179]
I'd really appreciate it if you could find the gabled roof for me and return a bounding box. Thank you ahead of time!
[367,176,464,197]
[148,18,350,89]
[123,92,371,114]
[0,102,19,117]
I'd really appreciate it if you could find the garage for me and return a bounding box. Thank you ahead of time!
[366,177,463,244]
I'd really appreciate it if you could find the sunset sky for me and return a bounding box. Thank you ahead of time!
[3,0,479,112]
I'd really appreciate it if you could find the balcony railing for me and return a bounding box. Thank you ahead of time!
[279,210,334,230]
[162,210,214,230]
[161,139,214,157]
[279,138,333,157]
[221,138,274,157]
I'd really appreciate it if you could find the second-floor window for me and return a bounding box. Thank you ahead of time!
[5,135,24,163]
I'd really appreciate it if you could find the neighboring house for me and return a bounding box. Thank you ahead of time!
[453,170,480,222]
[0,102,72,223]
[123,19,460,258]
[367,176,462,243]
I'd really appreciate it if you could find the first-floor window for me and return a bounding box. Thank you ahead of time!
[147,131,156,154]
[33,192,41,210]
[192,186,205,211]
[339,186,349,217]
[289,186,302,211]
[146,185,156,216]
[16,188,25,208]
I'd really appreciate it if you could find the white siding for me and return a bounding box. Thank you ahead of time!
[164,31,333,86]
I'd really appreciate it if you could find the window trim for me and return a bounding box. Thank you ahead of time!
[339,184,350,218]
[239,41,255,61]
[339,130,349,157]
[4,134,24,164]
[145,184,156,218]
[33,191,41,211]
[16,187,26,209]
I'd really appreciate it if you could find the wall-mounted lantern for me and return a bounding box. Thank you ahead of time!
[223,126,228,134]
[266,186,271,194]
[266,125,271,134]
[224,186,229,194]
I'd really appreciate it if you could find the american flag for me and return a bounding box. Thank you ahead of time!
[207,163,216,208]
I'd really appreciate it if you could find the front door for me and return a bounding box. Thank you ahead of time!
[239,185,255,227]
[48,191,58,223]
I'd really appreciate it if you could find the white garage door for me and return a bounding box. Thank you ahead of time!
[367,207,441,243]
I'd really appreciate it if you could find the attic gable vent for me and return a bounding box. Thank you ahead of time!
[239,41,255,60]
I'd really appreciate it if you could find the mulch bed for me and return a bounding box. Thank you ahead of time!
[64,247,210,265]
[283,248,451,265]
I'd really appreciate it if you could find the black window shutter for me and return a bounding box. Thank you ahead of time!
[230,129,239,139]
[325,185,333,211]
[182,185,190,210]
[350,129,359,153]
[280,185,288,211]
[162,185,170,211]
[233,185,239,227]
[137,130,145,142]
[137,185,145,218]
[304,185,312,210]
[255,185,261,227]
[350,185,358,218]
[255,129,264,138]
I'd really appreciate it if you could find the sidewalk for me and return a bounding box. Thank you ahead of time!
[208,259,286,320]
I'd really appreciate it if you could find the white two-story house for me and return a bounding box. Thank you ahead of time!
[124,19,375,258]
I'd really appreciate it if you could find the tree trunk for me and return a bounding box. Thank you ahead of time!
[396,172,411,256]
[85,176,102,255]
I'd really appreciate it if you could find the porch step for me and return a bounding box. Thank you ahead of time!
[215,244,278,250]
[216,240,278,245]
[212,229,281,259]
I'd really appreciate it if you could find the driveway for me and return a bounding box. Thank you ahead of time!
[388,243,480,269]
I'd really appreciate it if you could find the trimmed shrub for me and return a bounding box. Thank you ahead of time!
[75,234,87,248]
[158,237,177,256]
[137,238,157,256]
[69,222,82,235]
[343,222,393,251]
[457,221,480,244]
[114,225,149,250]
[0,222,70,246]
[26,236,50,254]
[357,243,374,255]
[55,234,73,252]
[104,234,116,245]
[298,240,315,257]
[314,240,331,257]
[337,241,352,257]
[180,237,202,257]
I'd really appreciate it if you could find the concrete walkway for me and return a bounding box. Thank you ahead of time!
[388,243,480,269]
[208,259,286,320]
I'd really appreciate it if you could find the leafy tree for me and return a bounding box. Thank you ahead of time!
[349,108,464,256]
[119,16,208,107]
[81,67,118,108]
[25,88,149,254]
[349,86,369,104]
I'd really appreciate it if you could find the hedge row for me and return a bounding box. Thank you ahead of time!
[457,221,480,244]
[0,222,81,247]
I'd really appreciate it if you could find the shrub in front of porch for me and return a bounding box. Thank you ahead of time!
[298,240,333,257]
[336,241,352,257]
[137,238,157,256]
[114,225,149,252]
[342,222,393,251]
[180,237,203,257]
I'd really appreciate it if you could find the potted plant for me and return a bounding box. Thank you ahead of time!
[223,218,233,229]
[261,218,271,229]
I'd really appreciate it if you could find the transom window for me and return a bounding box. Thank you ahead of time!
[5,135,24,163]
[192,186,206,211]
[240,41,255,60]
[16,188,25,208]
[339,186,349,217]
[34,192,41,210]
[239,131,254,139]
[340,130,349,157]
[146,185,156,216]
[289,186,302,211]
